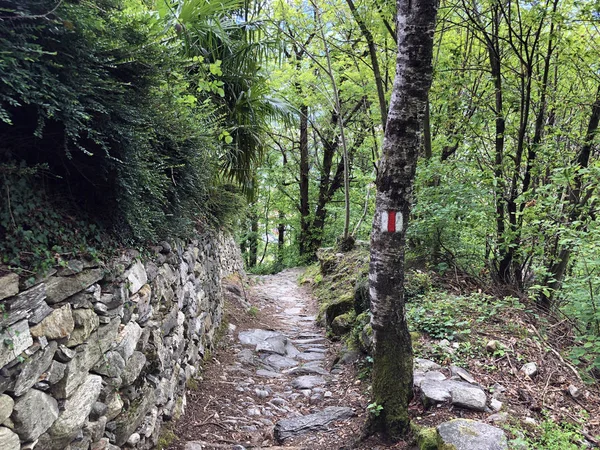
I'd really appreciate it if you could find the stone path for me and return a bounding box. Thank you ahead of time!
[180,269,358,450]
[177,269,510,450]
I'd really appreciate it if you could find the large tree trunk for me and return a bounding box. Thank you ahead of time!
[368,0,438,440]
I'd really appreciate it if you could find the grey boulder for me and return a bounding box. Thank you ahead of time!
[12,389,59,441]
[437,419,508,450]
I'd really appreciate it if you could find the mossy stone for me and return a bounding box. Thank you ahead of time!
[331,311,356,336]
[323,293,354,328]
[353,277,370,313]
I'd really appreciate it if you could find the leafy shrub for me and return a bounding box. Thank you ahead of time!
[0,167,107,272]
[0,0,246,271]
[407,291,509,340]
[404,270,432,301]
[507,415,586,450]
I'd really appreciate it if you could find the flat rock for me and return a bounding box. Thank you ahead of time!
[437,419,508,450]
[125,262,147,295]
[264,354,298,370]
[45,269,104,304]
[0,426,19,450]
[420,379,452,405]
[0,273,19,301]
[451,365,476,384]
[0,284,50,328]
[285,342,300,357]
[92,350,126,378]
[414,370,446,387]
[0,319,33,368]
[520,362,538,378]
[122,351,146,386]
[256,335,287,355]
[13,341,57,396]
[292,337,328,345]
[296,352,325,361]
[0,394,14,424]
[255,369,283,378]
[12,389,59,441]
[239,329,286,346]
[285,365,329,376]
[237,349,257,366]
[115,321,142,361]
[421,379,487,411]
[53,319,119,398]
[30,304,74,339]
[274,406,355,442]
[114,386,156,446]
[291,375,326,390]
[66,308,99,347]
[415,358,441,372]
[48,374,103,443]
[450,382,487,411]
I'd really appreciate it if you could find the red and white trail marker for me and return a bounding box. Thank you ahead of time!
[381,210,402,233]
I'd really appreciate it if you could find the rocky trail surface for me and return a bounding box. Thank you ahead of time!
[168,269,513,450]
[168,269,370,450]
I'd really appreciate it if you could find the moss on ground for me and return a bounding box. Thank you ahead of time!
[411,423,439,450]
[156,428,177,449]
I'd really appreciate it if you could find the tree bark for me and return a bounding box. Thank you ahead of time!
[298,103,311,258]
[278,213,285,265]
[368,0,438,440]
[249,211,259,268]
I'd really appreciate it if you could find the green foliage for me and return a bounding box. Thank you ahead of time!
[366,401,383,417]
[0,0,249,271]
[0,168,105,272]
[507,415,587,450]
[404,270,433,301]
[358,355,374,380]
[407,292,513,341]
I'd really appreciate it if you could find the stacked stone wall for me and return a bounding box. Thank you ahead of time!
[0,232,243,450]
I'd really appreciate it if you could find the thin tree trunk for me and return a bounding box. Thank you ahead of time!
[258,189,271,266]
[539,85,600,308]
[423,99,432,159]
[298,104,310,258]
[368,0,438,440]
[249,212,258,268]
[346,0,388,129]
[314,4,351,242]
[278,212,285,265]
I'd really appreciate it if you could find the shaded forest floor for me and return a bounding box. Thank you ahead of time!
[301,246,600,448]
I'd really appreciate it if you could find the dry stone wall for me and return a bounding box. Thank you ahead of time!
[0,232,243,450]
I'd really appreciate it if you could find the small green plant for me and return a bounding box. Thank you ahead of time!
[367,402,383,417]
[505,414,587,450]
[247,306,259,317]
[358,355,373,380]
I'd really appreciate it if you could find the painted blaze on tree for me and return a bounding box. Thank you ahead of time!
[368,0,438,441]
